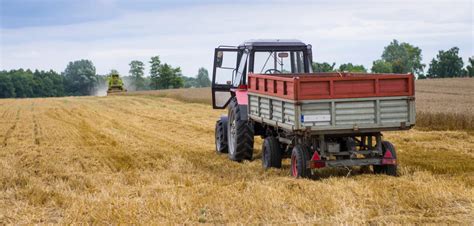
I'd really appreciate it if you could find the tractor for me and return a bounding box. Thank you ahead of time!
[107,73,127,95]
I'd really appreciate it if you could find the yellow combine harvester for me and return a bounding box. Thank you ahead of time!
[107,73,127,95]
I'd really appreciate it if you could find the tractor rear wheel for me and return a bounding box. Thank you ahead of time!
[262,136,282,169]
[291,145,311,178]
[215,119,228,153]
[374,141,398,176]
[227,98,254,161]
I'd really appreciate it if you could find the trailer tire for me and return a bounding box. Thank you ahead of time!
[291,145,311,178]
[374,141,398,176]
[262,136,282,169]
[215,119,228,153]
[227,98,254,161]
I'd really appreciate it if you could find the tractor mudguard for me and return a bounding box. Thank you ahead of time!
[237,104,248,121]
[234,89,249,120]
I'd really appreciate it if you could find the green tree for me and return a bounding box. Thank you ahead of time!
[149,56,183,89]
[64,59,98,96]
[183,76,198,88]
[381,39,425,75]
[47,70,65,96]
[312,62,336,72]
[196,67,211,87]
[149,56,161,89]
[0,72,15,98]
[10,69,34,98]
[157,63,184,89]
[31,70,64,97]
[427,47,464,78]
[465,57,473,77]
[338,63,367,72]
[371,60,393,73]
[0,69,65,98]
[33,70,51,97]
[129,60,145,91]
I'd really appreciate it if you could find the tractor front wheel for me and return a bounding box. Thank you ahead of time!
[227,98,254,161]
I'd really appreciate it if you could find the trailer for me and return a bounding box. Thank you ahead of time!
[211,39,415,178]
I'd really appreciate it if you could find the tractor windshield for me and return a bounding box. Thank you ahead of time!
[254,50,305,74]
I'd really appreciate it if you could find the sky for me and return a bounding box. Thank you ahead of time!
[0,0,473,77]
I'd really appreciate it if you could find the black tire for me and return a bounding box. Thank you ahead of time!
[290,145,311,178]
[215,119,228,153]
[227,98,254,161]
[262,136,282,169]
[373,141,398,176]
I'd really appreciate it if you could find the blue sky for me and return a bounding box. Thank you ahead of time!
[1,0,473,77]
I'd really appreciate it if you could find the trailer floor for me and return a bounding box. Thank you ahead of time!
[0,96,472,224]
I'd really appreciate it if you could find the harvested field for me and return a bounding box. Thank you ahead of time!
[415,78,474,131]
[119,88,211,105]
[0,92,473,223]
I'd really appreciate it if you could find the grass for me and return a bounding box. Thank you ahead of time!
[0,92,473,224]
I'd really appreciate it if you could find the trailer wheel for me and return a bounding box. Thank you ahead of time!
[215,119,228,153]
[374,141,398,176]
[227,98,254,161]
[291,145,311,178]
[262,136,282,169]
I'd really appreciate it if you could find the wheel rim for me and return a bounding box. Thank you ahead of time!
[228,113,236,155]
[291,155,298,177]
[215,127,221,151]
[216,133,221,151]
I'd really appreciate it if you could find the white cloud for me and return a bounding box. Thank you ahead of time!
[1,0,472,76]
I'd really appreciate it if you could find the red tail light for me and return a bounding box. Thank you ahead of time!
[383,150,393,158]
[381,150,396,165]
[310,151,325,168]
[311,151,320,161]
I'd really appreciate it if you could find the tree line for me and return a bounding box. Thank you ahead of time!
[1,40,472,98]
[0,56,211,98]
[123,56,210,91]
[313,39,473,79]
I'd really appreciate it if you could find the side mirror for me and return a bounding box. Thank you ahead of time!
[216,51,223,68]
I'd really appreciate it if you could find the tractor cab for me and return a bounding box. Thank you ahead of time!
[211,39,313,109]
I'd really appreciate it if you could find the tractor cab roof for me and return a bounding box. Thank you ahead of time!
[239,39,308,49]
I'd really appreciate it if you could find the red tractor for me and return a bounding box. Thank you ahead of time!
[212,40,415,178]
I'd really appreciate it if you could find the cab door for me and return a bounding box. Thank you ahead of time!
[212,47,239,109]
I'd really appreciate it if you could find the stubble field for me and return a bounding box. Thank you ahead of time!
[0,78,473,223]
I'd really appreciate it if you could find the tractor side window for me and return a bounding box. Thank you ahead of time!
[212,48,239,109]
[214,51,237,85]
